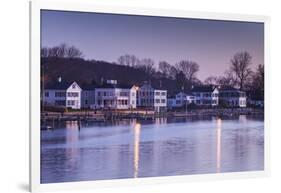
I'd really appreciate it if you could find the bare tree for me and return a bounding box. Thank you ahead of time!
[168,66,178,79]
[57,43,67,58]
[66,45,83,58]
[135,58,155,75]
[41,47,48,57]
[41,44,83,58]
[230,51,252,89]
[204,76,218,85]
[48,46,61,57]
[216,70,237,87]
[117,54,139,67]
[175,60,199,82]
[158,61,171,77]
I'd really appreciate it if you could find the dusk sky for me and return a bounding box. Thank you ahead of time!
[41,10,264,80]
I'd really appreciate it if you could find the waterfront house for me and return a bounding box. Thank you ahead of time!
[137,82,167,112]
[167,92,195,109]
[95,80,137,110]
[81,84,96,109]
[191,85,219,106]
[219,86,247,107]
[44,80,82,109]
[247,90,264,107]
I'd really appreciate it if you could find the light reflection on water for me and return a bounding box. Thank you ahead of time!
[40,115,264,184]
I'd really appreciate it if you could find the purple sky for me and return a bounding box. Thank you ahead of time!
[41,10,264,81]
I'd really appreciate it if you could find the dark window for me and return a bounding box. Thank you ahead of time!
[55,100,65,106]
[55,92,66,97]
[67,92,79,97]
[45,92,49,97]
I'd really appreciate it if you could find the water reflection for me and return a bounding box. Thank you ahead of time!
[216,118,222,173]
[65,121,80,172]
[133,122,141,178]
[41,115,264,183]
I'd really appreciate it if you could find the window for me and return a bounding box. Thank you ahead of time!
[55,100,65,106]
[55,92,66,97]
[155,91,160,96]
[161,92,166,96]
[67,100,75,106]
[72,84,76,89]
[155,99,160,103]
[161,99,166,103]
[85,100,88,105]
[45,92,49,97]
[120,91,128,97]
[67,92,79,97]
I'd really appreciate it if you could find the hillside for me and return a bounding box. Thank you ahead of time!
[41,57,181,95]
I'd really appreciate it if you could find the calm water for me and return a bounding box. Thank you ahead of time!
[40,115,264,183]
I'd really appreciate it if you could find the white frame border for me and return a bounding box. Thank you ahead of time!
[30,1,270,192]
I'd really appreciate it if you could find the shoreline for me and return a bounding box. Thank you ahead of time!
[41,108,264,129]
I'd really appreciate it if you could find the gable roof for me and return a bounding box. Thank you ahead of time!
[191,85,217,93]
[96,83,133,89]
[45,81,73,90]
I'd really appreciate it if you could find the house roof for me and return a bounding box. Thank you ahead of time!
[176,91,194,96]
[219,86,245,93]
[45,81,74,90]
[191,85,217,92]
[96,83,133,89]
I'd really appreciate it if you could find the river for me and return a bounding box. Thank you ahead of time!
[40,115,264,183]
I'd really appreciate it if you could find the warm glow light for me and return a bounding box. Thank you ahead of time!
[134,123,141,178]
[216,118,222,173]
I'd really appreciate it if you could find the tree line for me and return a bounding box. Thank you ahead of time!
[41,43,83,58]
[41,44,264,98]
[117,52,264,93]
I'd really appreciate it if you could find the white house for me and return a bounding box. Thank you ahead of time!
[137,83,167,112]
[219,86,247,107]
[95,80,137,110]
[43,81,82,109]
[191,85,219,106]
[167,92,195,108]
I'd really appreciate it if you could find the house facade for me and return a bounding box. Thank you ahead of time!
[192,85,219,106]
[219,86,247,107]
[81,85,96,109]
[137,83,167,112]
[43,81,82,109]
[95,81,137,110]
[167,92,195,108]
